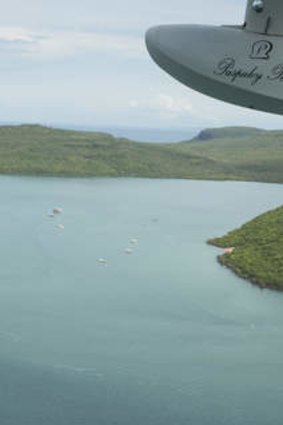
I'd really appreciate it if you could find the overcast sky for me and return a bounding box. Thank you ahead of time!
[1,0,283,130]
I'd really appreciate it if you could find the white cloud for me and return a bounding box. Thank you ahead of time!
[0,0,246,33]
[129,93,193,115]
[157,94,192,113]
[0,27,34,43]
[27,31,144,60]
[0,26,144,60]
[124,93,195,126]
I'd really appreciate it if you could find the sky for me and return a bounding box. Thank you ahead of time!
[1,0,283,130]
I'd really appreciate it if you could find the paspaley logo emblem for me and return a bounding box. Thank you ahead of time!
[250,40,273,60]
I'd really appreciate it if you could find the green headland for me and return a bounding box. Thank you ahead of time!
[208,206,283,291]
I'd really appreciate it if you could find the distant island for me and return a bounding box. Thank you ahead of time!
[0,124,282,183]
[208,206,283,291]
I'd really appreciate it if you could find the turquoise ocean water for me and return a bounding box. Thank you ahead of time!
[0,176,283,425]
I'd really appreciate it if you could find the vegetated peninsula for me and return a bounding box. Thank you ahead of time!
[208,206,283,291]
[0,124,282,182]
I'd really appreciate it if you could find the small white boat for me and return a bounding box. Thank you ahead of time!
[97,258,107,264]
[56,224,65,230]
[53,207,63,214]
[125,248,133,255]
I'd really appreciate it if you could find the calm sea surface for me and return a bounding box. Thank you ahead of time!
[0,176,283,425]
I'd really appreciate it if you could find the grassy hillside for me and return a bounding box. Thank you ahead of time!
[0,125,227,178]
[170,129,283,183]
[208,206,283,290]
[0,124,282,182]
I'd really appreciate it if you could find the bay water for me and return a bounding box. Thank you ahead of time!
[0,176,283,425]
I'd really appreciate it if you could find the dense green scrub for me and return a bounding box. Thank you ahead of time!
[0,125,232,178]
[0,124,282,183]
[172,127,283,183]
[208,206,283,290]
